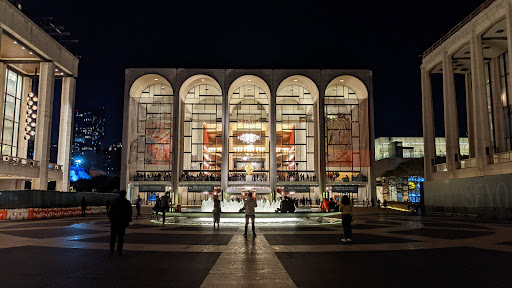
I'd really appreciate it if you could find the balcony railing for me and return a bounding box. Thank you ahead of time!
[492,151,512,164]
[459,158,476,169]
[433,163,447,173]
[1,154,61,171]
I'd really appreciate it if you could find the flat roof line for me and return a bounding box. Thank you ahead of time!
[423,0,496,58]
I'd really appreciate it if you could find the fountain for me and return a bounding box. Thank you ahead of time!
[201,197,282,212]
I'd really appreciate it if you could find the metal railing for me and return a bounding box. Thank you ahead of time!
[1,155,62,171]
[433,163,447,173]
[459,158,476,169]
[423,0,496,57]
[492,151,512,164]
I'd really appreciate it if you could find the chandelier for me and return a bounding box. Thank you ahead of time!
[238,133,260,144]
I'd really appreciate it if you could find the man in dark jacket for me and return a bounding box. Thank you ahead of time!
[108,190,132,255]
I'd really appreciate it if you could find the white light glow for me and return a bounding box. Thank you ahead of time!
[238,133,260,144]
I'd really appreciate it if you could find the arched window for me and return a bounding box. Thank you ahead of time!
[276,85,315,181]
[324,76,370,183]
[182,84,222,180]
[229,83,269,182]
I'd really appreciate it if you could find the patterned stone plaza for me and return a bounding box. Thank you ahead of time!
[1,208,511,288]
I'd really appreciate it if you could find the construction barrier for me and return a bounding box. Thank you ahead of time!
[0,206,107,221]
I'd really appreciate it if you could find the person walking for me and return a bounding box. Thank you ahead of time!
[80,197,87,216]
[213,194,221,229]
[161,192,171,225]
[135,195,142,219]
[108,190,132,255]
[340,195,353,243]
[243,192,258,237]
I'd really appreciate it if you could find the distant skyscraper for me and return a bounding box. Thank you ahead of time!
[72,108,105,170]
[105,142,122,175]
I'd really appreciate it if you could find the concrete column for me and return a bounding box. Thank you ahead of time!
[442,53,460,174]
[490,58,506,153]
[506,2,512,128]
[269,90,277,199]
[421,65,435,180]
[317,89,326,195]
[178,101,185,176]
[313,102,319,179]
[56,77,76,192]
[32,62,55,190]
[0,61,6,141]
[465,73,476,158]
[171,93,180,204]
[17,76,32,158]
[470,31,492,172]
[221,90,229,193]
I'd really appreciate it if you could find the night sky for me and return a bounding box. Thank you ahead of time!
[21,0,485,146]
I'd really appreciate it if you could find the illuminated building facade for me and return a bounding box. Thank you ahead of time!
[122,69,374,204]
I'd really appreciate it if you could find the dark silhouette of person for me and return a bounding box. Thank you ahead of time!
[108,190,132,255]
[135,195,142,219]
[243,192,257,237]
[371,198,375,207]
[80,197,87,216]
[340,195,353,243]
[153,195,161,220]
[105,199,111,214]
[213,194,221,229]
[161,192,171,224]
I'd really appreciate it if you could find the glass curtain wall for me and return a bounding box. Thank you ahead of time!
[182,84,222,181]
[276,85,315,181]
[133,84,173,181]
[324,85,362,182]
[2,69,23,156]
[229,84,269,181]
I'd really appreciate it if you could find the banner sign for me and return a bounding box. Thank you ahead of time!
[138,185,167,192]
[332,185,358,193]
[284,185,310,192]
[188,185,214,192]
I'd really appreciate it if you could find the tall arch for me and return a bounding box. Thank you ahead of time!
[324,75,370,189]
[275,76,318,189]
[128,74,174,186]
[227,75,271,186]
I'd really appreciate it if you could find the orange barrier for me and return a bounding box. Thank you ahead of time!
[1,206,106,221]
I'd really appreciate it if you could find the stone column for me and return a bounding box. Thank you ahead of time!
[56,77,76,192]
[470,31,492,172]
[221,90,229,194]
[421,65,435,180]
[0,61,6,140]
[313,102,319,179]
[490,58,506,153]
[32,62,55,190]
[317,89,326,195]
[178,101,185,176]
[269,90,277,199]
[465,73,475,158]
[442,52,460,174]
[171,93,180,204]
[17,76,32,158]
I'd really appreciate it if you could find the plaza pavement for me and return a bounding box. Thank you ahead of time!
[1,207,511,288]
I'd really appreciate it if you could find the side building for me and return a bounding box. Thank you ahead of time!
[422,0,512,218]
[122,69,375,204]
[0,0,78,191]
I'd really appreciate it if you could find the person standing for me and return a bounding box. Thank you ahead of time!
[105,199,111,214]
[153,195,161,220]
[377,199,381,209]
[340,195,353,243]
[108,190,132,255]
[213,194,221,229]
[371,198,375,208]
[80,197,87,216]
[135,195,142,219]
[243,192,258,237]
[161,192,171,225]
